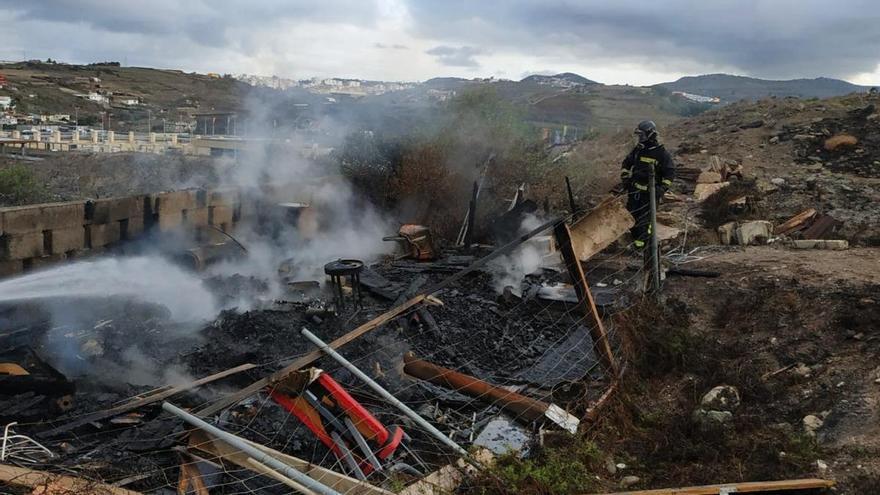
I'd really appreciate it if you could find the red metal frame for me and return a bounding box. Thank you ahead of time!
[270,372,404,474]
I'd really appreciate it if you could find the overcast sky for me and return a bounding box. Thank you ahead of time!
[1,0,879,85]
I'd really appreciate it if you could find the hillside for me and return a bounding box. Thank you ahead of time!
[0,61,249,131]
[520,72,598,86]
[657,73,870,102]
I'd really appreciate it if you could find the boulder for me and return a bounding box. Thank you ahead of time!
[701,385,741,412]
[824,134,858,151]
[620,476,641,488]
[803,414,823,437]
[696,171,723,184]
[717,222,736,245]
[694,182,729,202]
[735,221,773,245]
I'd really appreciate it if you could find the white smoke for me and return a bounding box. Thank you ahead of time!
[487,213,550,295]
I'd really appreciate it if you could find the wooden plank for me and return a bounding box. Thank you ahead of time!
[188,429,392,495]
[196,295,427,417]
[774,208,817,235]
[554,222,617,377]
[39,363,256,437]
[0,463,141,495]
[801,214,842,240]
[400,449,494,495]
[590,477,834,495]
[568,196,634,262]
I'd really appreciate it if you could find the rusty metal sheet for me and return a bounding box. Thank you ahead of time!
[568,196,634,261]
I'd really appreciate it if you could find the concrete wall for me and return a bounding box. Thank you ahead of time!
[0,187,242,278]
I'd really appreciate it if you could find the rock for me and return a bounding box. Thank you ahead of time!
[692,408,734,431]
[824,134,858,151]
[793,363,811,377]
[793,134,813,141]
[803,415,824,436]
[757,179,779,194]
[739,119,764,129]
[620,476,641,488]
[790,239,849,250]
[769,136,780,144]
[696,171,723,184]
[717,221,737,245]
[735,220,773,246]
[694,182,729,202]
[604,457,617,474]
[701,385,741,412]
[616,463,627,470]
[770,177,786,186]
[816,459,828,472]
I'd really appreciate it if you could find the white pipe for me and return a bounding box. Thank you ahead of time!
[162,402,341,495]
[300,328,471,459]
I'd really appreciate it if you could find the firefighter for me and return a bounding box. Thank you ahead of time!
[620,120,675,249]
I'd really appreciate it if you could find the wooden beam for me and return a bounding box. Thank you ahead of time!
[774,208,817,235]
[553,222,617,377]
[196,295,427,417]
[589,478,834,495]
[0,463,140,495]
[188,429,392,495]
[39,363,256,437]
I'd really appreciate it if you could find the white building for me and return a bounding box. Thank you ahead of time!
[0,96,12,109]
[87,92,108,103]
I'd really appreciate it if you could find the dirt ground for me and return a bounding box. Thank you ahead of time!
[589,246,880,493]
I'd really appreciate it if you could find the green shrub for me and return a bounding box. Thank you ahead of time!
[0,165,47,205]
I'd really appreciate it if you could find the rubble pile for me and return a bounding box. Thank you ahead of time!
[0,231,633,493]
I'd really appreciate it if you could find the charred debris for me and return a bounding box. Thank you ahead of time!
[0,182,642,494]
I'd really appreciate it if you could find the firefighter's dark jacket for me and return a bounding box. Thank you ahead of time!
[620,142,675,192]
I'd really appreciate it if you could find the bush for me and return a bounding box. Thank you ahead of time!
[465,439,602,494]
[0,165,47,205]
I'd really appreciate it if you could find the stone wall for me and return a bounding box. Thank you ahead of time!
[0,188,242,278]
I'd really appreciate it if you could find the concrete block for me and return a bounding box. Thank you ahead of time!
[1,232,45,260]
[27,253,67,270]
[184,208,209,227]
[48,226,86,254]
[208,187,241,207]
[154,190,197,214]
[124,216,145,239]
[209,205,234,226]
[0,201,86,235]
[791,239,849,250]
[735,220,773,246]
[697,171,723,184]
[87,196,144,224]
[158,210,184,231]
[0,260,23,278]
[717,222,737,245]
[87,223,121,248]
[693,182,730,202]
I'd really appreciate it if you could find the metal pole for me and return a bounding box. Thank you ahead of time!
[162,402,342,495]
[648,164,661,295]
[300,328,471,459]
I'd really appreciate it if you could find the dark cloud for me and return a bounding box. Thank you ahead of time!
[404,0,880,79]
[0,0,379,48]
[425,45,483,68]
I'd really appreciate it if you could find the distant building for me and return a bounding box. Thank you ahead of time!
[86,92,108,103]
[112,94,140,106]
[0,96,12,109]
[672,91,721,104]
[0,115,17,126]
